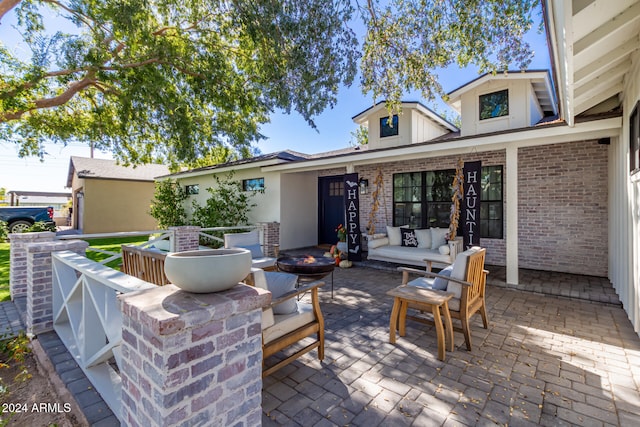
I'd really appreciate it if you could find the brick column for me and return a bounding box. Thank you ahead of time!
[26,240,89,335]
[169,226,201,252]
[257,222,280,257]
[9,232,56,300]
[118,283,270,426]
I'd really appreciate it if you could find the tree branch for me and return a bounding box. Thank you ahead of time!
[0,71,97,121]
[0,0,21,22]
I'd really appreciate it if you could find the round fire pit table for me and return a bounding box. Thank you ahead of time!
[277,255,336,297]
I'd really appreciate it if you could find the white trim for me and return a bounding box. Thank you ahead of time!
[506,146,519,285]
[262,117,622,173]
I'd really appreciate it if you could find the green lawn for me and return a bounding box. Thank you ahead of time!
[0,236,149,302]
[0,242,9,301]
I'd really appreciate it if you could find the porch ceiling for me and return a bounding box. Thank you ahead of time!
[548,0,640,122]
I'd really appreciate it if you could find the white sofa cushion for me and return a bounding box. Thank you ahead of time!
[369,244,452,265]
[415,229,432,248]
[262,302,315,344]
[368,237,389,249]
[386,226,404,246]
[430,227,449,250]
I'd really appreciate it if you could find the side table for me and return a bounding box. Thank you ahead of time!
[387,285,454,361]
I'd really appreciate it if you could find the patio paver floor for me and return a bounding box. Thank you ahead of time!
[262,262,640,426]
[2,253,638,426]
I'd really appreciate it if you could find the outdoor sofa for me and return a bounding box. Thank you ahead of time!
[367,226,463,270]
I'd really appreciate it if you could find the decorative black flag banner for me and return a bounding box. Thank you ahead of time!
[463,161,482,249]
[343,173,362,261]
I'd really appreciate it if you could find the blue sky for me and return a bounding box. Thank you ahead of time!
[0,5,551,194]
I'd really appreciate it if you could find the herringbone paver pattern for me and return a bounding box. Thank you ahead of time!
[262,264,640,426]
[2,252,638,426]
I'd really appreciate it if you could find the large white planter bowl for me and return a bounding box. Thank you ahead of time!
[164,249,252,293]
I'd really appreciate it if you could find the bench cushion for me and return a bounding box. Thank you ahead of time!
[369,244,452,265]
[263,303,315,344]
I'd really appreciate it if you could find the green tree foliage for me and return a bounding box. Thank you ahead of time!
[192,172,257,228]
[349,125,368,146]
[0,0,358,166]
[361,0,540,114]
[149,179,188,228]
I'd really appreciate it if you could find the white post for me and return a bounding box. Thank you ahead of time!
[506,146,519,285]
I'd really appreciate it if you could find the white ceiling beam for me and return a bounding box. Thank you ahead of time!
[573,1,640,56]
[575,82,624,115]
[574,36,639,86]
[574,60,629,99]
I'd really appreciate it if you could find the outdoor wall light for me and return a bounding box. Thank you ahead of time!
[359,178,369,194]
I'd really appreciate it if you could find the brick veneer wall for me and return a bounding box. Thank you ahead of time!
[118,283,271,426]
[26,240,89,335]
[258,222,280,257]
[351,152,507,267]
[9,231,56,299]
[170,225,201,252]
[518,140,608,276]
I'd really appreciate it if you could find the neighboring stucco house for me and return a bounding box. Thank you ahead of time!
[161,0,640,336]
[66,156,170,233]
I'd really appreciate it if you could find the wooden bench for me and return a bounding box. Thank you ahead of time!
[121,245,170,286]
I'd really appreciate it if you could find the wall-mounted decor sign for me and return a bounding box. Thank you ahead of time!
[463,161,482,249]
[344,173,362,261]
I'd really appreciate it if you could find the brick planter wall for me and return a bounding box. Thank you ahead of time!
[25,240,89,335]
[258,222,280,257]
[118,283,271,426]
[9,232,56,299]
[170,226,201,252]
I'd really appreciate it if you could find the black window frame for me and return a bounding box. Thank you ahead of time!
[185,184,199,195]
[242,178,265,191]
[392,165,504,239]
[479,89,509,120]
[631,101,640,175]
[380,115,399,138]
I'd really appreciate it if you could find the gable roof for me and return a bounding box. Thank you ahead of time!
[351,101,459,132]
[446,70,558,116]
[161,150,310,179]
[66,157,170,187]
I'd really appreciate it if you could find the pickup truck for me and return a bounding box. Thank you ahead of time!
[0,206,56,233]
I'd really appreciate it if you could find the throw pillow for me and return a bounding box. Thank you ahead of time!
[430,227,449,250]
[433,265,453,290]
[401,229,418,247]
[264,272,298,314]
[386,226,404,246]
[240,243,263,258]
[415,229,432,248]
[438,244,450,255]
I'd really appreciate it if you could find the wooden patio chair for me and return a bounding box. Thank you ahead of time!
[248,268,325,377]
[398,247,489,351]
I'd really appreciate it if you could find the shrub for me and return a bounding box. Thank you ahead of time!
[0,332,32,396]
[149,179,188,229]
[191,172,258,228]
[24,221,56,233]
[0,221,7,242]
